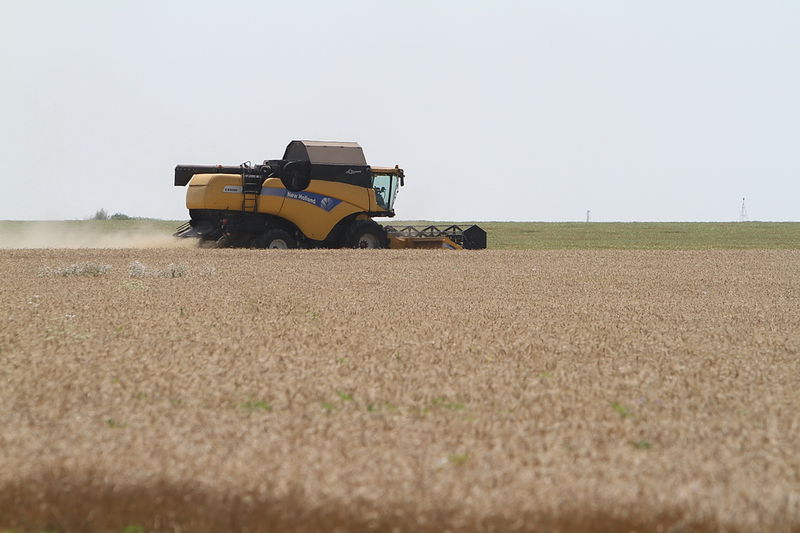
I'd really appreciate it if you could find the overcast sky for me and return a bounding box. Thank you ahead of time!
[1,1,797,222]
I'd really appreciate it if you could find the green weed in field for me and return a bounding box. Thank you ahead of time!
[366,401,396,413]
[241,399,272,412]
[611,402,632,418]
[448,453,470,466]
[431,397,465,411]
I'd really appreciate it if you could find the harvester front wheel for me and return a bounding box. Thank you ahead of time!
[344,220,388,249]
[256,228,297,249]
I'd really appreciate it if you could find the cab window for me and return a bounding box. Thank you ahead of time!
[372,174,397,210]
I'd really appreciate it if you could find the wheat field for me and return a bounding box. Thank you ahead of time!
[1,248,799,532]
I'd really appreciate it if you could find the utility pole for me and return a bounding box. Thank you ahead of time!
[739,197,748,222]
[586,210,590,223]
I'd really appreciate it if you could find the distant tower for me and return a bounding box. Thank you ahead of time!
[586,210,591,223]
[739,197,748,222]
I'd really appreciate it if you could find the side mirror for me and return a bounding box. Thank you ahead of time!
[279,160,311,192]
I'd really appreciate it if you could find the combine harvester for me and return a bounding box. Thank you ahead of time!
[174,140,486,250]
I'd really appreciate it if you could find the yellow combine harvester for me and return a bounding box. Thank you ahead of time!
[174,140,486,250]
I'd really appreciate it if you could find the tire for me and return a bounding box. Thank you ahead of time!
[343,220,388,249]
[255,228,297,249]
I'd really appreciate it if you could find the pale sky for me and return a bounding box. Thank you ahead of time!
[1,1,798,222]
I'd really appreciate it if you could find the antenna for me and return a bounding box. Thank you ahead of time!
[739,197,748,222]
[586,209,590,223]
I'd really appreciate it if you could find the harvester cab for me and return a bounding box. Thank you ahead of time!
[173,140,485,250]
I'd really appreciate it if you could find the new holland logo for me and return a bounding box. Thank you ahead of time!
[286,191,316,205]
[260,188,342,212]
[272,189,342,212]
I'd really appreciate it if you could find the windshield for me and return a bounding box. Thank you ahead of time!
[372,174,398,211]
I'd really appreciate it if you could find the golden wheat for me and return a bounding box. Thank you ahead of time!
[1,249,798,532]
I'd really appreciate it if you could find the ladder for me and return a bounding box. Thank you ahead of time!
[241,171,262,212]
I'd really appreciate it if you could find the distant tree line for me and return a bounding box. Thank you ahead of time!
[92,209,133,220]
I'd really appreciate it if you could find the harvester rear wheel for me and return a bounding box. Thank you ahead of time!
[255,228,297,249]
[344,220,388,249]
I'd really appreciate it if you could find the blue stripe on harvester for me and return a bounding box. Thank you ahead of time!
[261,188,286,198]
[260,187,342,212]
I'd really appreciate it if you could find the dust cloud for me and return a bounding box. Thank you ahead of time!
[0,221,196,249]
